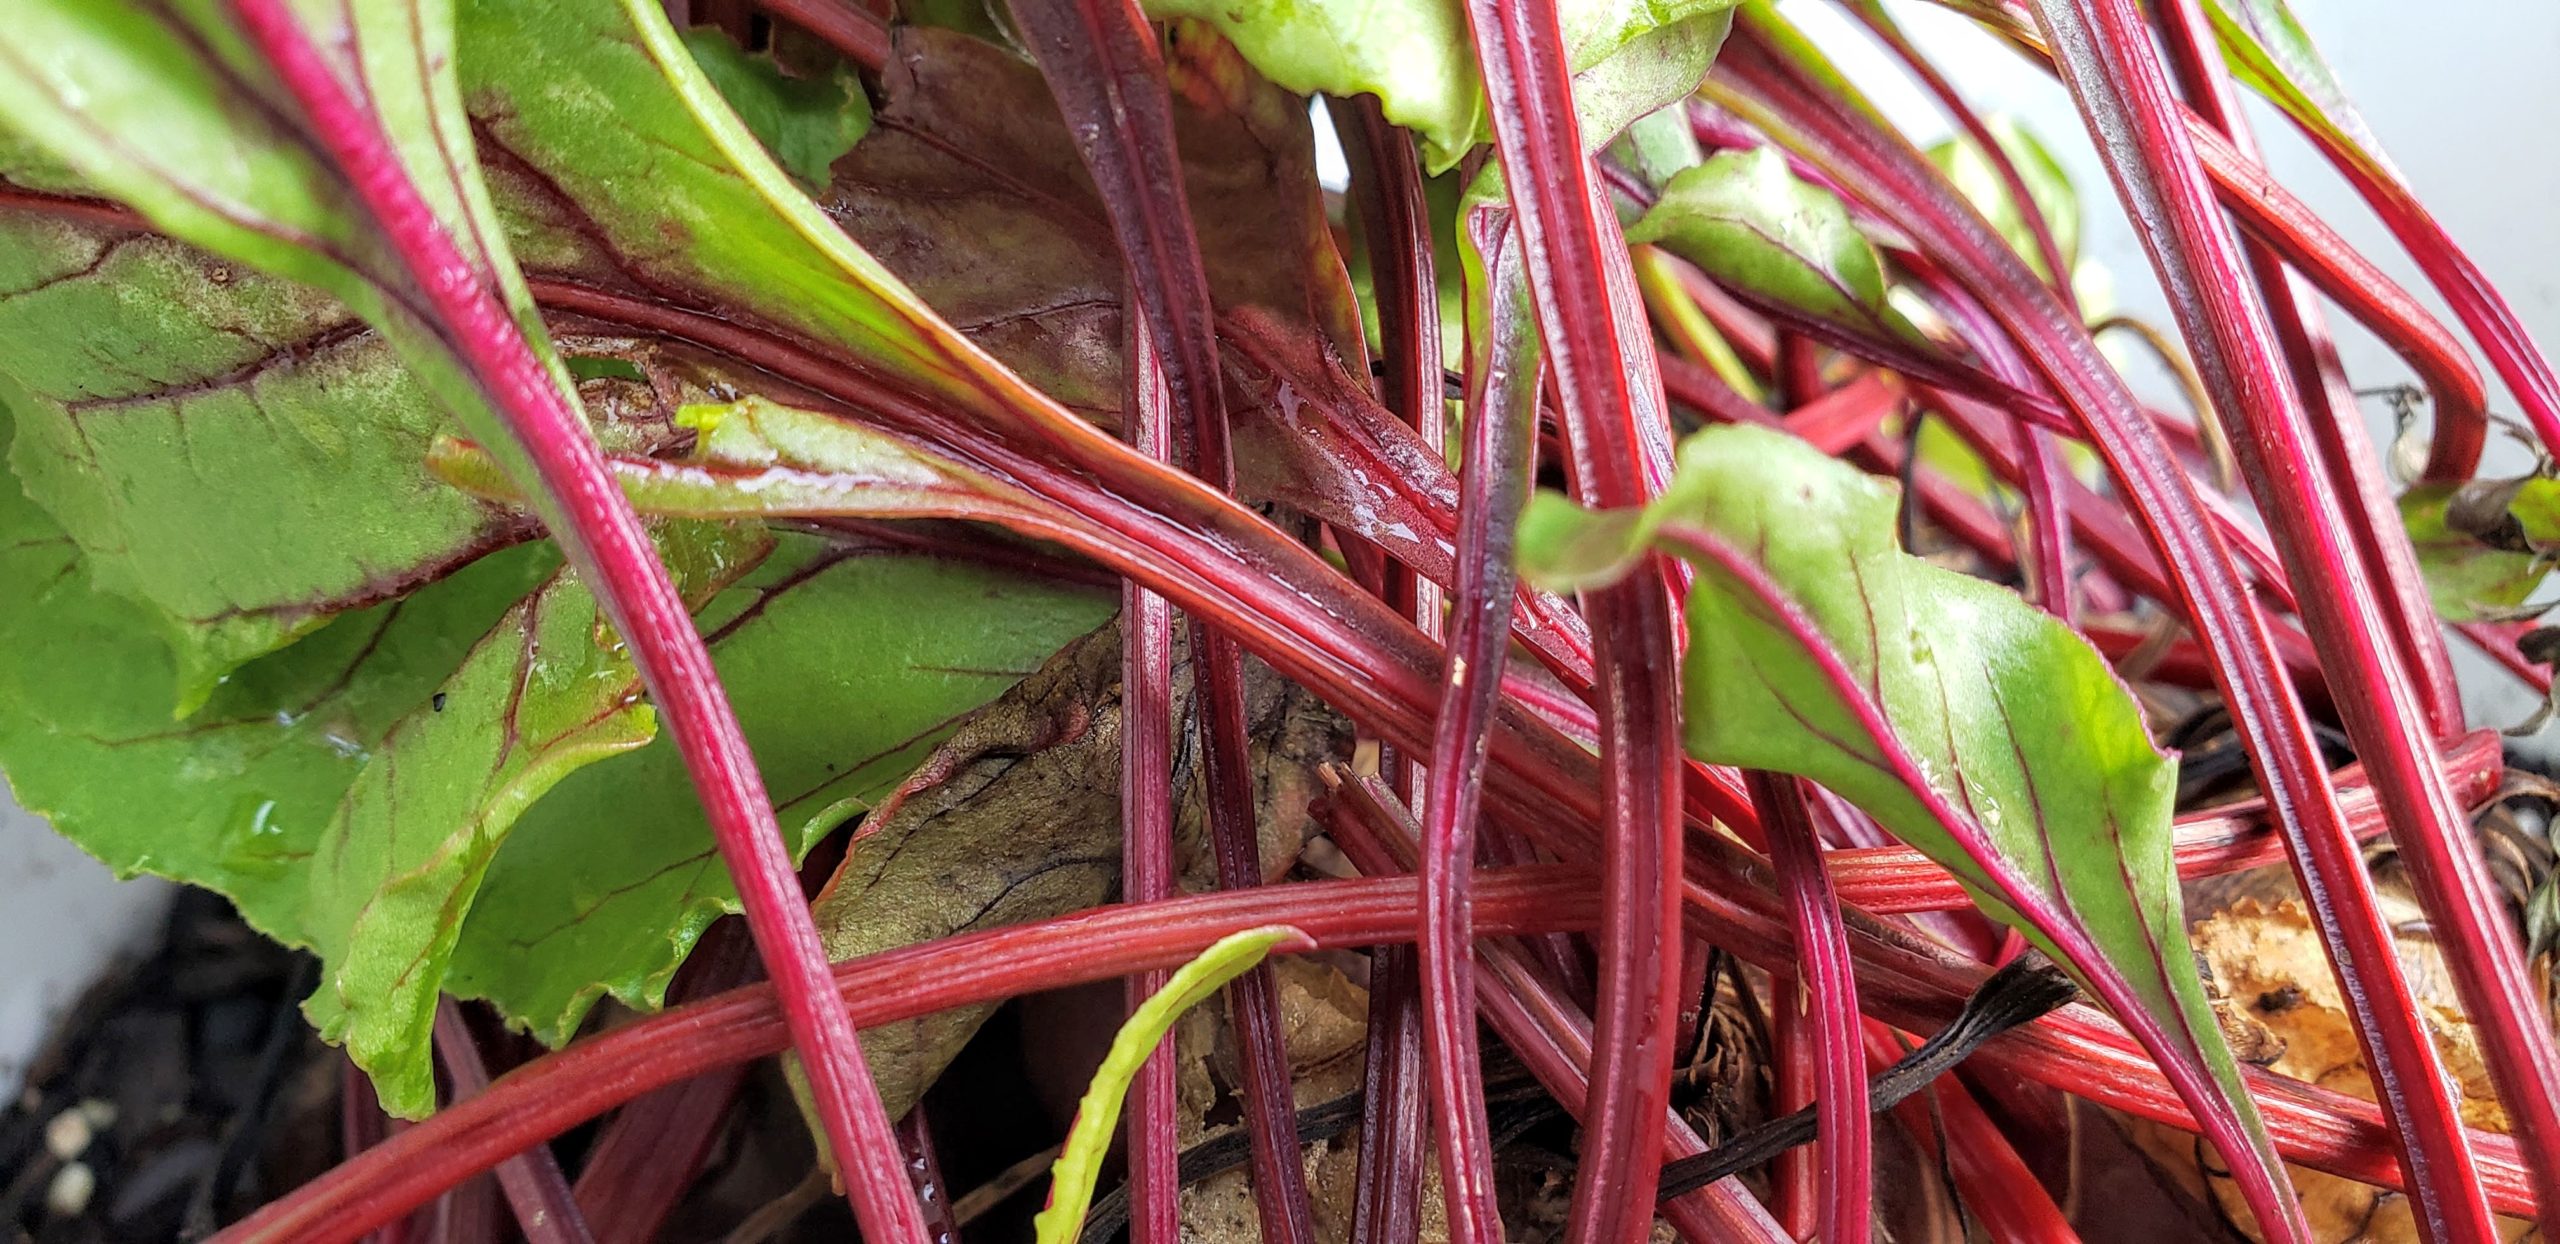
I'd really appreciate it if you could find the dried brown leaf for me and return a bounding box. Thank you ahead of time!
[2135,897,2541,1243]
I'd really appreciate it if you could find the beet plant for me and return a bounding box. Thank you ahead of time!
[0,0,2553,1240]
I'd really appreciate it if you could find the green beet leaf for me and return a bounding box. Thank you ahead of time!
[455,0,971,404]
[0,0,593,560]
[0,23,532,699]
[0,1,1118,1063]
[678,27,873,187]
[0,0,588,496]
[417,410,1123,1050]
[1140,0,1480,173]
[1624,147,1908,345]
[1519,422,2285,1195]
[1547,10,1734,168]
[301,521,769,1116]
[0,399,554,950]
[1608,104,1709,195]
[780,624,1135,1162]
[2401,478,2560,623]
[443,533,1113,1043]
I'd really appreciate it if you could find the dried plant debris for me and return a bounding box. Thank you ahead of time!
[1675,954,1779,1166]
[1174,956,1383,1242]
[2139,894,2541,1242]
[1173,655,1359,890]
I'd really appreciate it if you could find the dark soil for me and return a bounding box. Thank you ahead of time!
[1,889,331,1242]
[0,886,1086,1244]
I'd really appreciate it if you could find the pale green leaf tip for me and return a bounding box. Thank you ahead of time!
[303,988,435,1119]
[1517,492,1651,594]
[1033,924,1311,1244]
[372,1061,436,1120]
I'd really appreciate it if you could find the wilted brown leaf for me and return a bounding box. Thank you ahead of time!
[821,26,1472,589]
[786,612,1348,1187]
[795,623,1130,1128]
